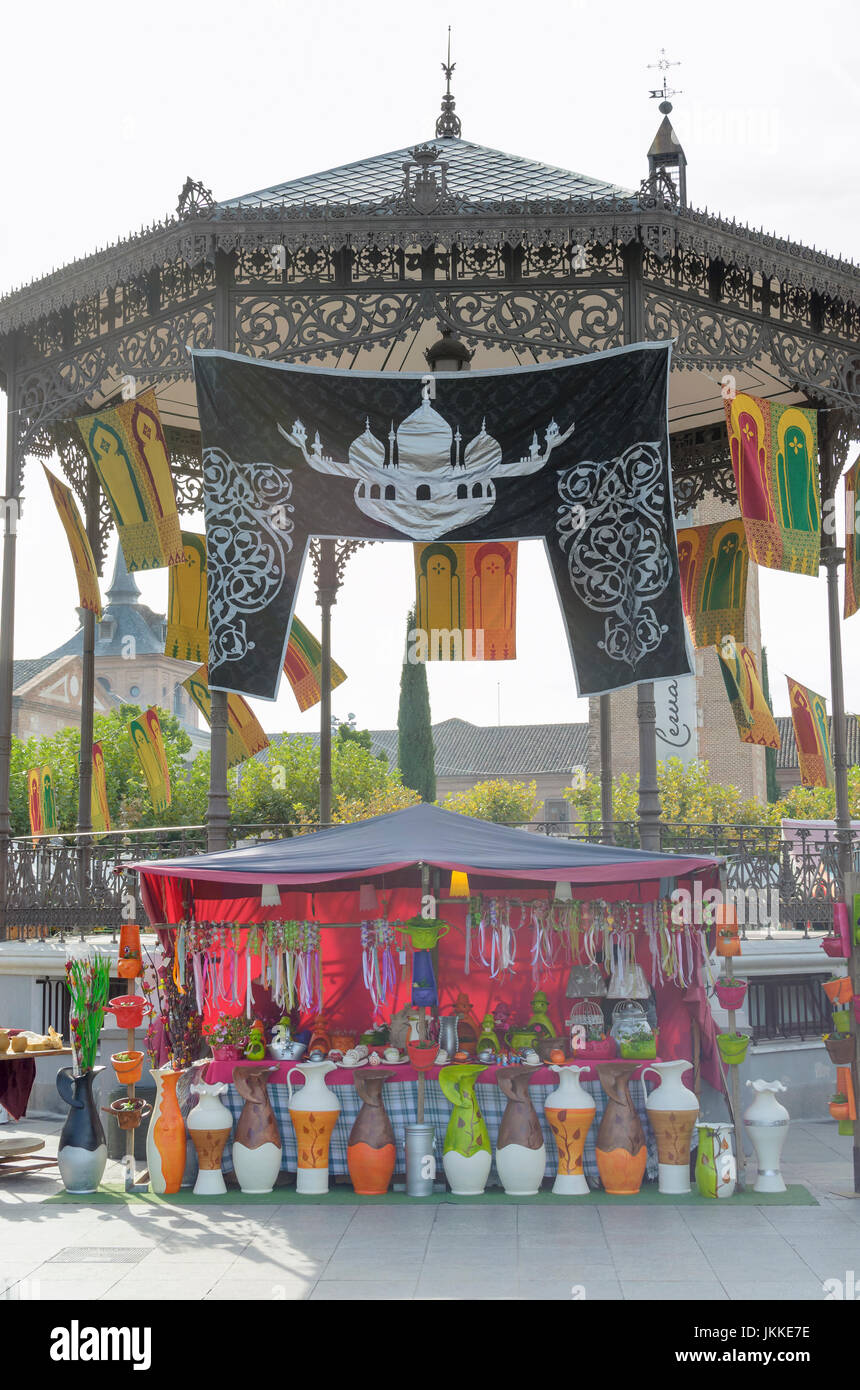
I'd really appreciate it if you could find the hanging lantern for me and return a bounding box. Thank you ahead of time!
[449,871,470,898]
[358,883,379,913]
[554,881,573,902]
[260,883,281,908]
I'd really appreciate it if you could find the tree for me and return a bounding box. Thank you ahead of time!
[760,646,781,803]
[397,606,436,802]
[442,778,539,824]
[563,757,771,835]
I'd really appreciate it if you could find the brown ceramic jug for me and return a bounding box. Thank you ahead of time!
[595,1060,647,1194]
[232,1065,282,1193]
[496,1064,546,1195]
[347,1069,396,1195]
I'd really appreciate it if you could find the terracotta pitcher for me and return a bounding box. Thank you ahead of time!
[233,1065,282,1193]
[496,1065,546,1195]
[347,1069,396,1195]
[595,1061,647,1195]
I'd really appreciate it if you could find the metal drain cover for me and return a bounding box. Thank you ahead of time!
[48,1247,150,1264]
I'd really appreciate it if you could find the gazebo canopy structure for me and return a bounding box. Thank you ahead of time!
[0,69,858,928]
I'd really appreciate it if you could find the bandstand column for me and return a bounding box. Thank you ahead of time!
[599,693,614,844]
[317,541,337,826]
[0,335,19,938]
[76,463,98,837]
[207,251,233,851]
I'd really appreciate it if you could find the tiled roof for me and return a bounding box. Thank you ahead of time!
[260,718,588,780]
[218,137,630,211]
[12,655,64,691]
[775,715,860,770]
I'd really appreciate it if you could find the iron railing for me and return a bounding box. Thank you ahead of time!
[2,818,857,940]
[747,974,831,1042]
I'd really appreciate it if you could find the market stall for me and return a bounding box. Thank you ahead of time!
[118,805,731,1198]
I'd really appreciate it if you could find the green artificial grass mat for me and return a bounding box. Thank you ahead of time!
[44,1182,817,1207]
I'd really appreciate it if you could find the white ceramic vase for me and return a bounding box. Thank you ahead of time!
[441,1148,493,1196]
[744,1079,789,1193]
[644,1059,699,1195]
[287,1061,341,1195]
[187,1081,233,1195]
[544,1064,595,1195]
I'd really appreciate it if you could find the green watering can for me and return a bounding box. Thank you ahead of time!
[398,916,451,950]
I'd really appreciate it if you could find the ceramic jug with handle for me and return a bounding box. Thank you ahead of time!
[56,1068,107,1194]
[287,1060,341,1194]
[643,1060,699,1194]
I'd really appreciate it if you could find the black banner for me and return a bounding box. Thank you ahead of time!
[193,342,691,701]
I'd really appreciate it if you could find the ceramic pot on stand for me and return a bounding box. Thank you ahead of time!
[594,1061,647,1194]
[233,1066,282,1193]
[439,1063,491,1195]
[347,1069,395,1195]
[496,1065,546,1195]
[146,1067,187,1195]
[56,1068,107,1194]
[743,1080,789,1193]
[643,1060,699,1195]
[187,1081,233,1195]
[287,1060,341,1194]
[544,1064,595,1195]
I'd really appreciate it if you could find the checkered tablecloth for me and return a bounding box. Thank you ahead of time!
[220,1077,659,1187]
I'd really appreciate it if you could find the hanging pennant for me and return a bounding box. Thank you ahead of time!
[42,466,102,618]
[166,531,208,661]
[787,676,834,788]
[128,708,172,812]
[283,615,348,712]
[413,541,518,659]
[40,766,58,833]
[676,519,748,648]
[91,741,111,833]
[724,392,820,576]
[716,640,780,748]
[27,767,44,838]
[183,665,269,768]
[76,388,184,572]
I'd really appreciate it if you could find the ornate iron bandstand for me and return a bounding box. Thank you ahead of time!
[0,85,858,928]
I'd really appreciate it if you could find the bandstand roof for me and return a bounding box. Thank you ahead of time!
[218,136,631,211]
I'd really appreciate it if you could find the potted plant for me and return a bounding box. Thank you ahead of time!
[619,1025,658,1060]
[406,1039,438,1071]
[110,1049,144,1085]
[713,977,748,1011]
[832,1008,851,1035]
[829,1093,850,1123]
[823,1033,854,1064]
[573,1026,617,1061]
[105,1098,152,1132]
[822,975,853,1005]
[204,1013,251,1062]
[716,1031,751,1065]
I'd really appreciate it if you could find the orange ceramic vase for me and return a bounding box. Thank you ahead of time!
[146,1068,186,1195]
[594,1061,647,1195]
[347,1070,396,1195]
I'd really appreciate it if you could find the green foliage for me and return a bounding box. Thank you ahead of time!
[397,607,436,802]
[232,732,419,827]
[442,778,539,824]
[760,647,781,803]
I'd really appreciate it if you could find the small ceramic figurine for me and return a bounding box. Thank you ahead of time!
[435,1048,449,1065]
[383,1047,401,1063]
[368,1052,381,1066]
[244,1024,266,1061]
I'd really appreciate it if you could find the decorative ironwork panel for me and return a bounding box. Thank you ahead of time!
[350,243,404,284]
[453,242,506,280]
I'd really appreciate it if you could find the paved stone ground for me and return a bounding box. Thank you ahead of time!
[0,1118,857,1301]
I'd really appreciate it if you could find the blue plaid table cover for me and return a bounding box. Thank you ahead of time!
[220,1078,660,1187]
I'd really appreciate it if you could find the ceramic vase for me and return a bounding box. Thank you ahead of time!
[56,1068,107,1194]
[643,1060,699,1195]
[347,1069,395,1195]
[146,1068,187,1196]
[744,1080,789,1194]
[694,1122,736,1198]
[495,1065,546,1195]
[544,1064,595,1195]
[439,1063,491,1195]
[233,1065,282,1193]
[287,1060,341,1194]
[594,1061,648,1195]
[187,1081,233,1195]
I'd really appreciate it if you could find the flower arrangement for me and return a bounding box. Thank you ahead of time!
[65,954,111,1073]
[204,1013,252,1050]
[142,949,204,1070]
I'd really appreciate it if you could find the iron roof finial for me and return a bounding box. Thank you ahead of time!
[648,48,682,114]
[435,27,462,139]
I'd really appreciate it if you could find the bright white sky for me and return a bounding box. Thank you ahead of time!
[1,0,857,737]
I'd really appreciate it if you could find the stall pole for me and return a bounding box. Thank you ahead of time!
[599,694,614,845]
[724,952,746,1191]
[123,974,136,1190]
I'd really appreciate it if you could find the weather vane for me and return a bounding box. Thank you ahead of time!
[648,49,682,113]
[436,26,461,138]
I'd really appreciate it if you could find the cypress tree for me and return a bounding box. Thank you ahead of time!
[761,645,780,803]
[397,607,436,802]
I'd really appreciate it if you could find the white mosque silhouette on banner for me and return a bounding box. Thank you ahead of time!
[279,385,574,539]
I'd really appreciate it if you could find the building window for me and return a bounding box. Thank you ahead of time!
[36,975,123,1037]
[370,484,381,499]
[129,685,140,697]
[417,485,431,501]
[457,484,468,499]
[472,483,482,498]
[747,974,829,1042]
[544,798,570,825]
[384,485,395,500]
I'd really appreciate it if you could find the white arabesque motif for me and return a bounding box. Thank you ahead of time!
[278,385,574,540]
